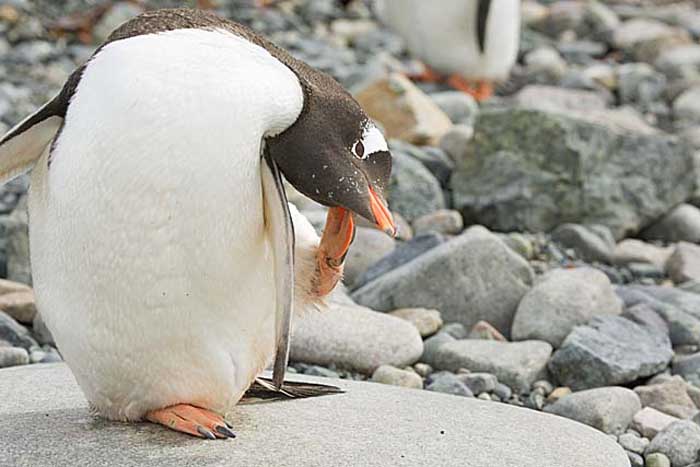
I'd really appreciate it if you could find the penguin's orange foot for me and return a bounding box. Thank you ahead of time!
[446,76,494,101]
[316,207,355,296]
[407,64,442,83]
[146,404,236,440]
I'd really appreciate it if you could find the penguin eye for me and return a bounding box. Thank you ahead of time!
[352,140,366,159]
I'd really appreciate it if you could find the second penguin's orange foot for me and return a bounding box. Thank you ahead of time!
[146,404,236,439]
[315,207,355,297]
[446,76,494,101]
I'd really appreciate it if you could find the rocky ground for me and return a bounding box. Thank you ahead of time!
[2,0,700,465]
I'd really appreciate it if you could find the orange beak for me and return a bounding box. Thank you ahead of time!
[368,187,396,237]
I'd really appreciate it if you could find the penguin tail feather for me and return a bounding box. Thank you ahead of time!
[239,377,344,404]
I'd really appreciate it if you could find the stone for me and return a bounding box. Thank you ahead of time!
[612,239,673,270]
[616,285,700,346]
[439,124,475,162]
[386,149,445,222]
[371,365,423,389]
[343,227,396,288]
[468,320,507,341]
[523,46,568,82]
[635,377,699,420]
[352,226,534,336]
[420,332,455,365]
[549,314,673,390]
[441,323,468,339]
[547,387,572,404]
[425,371,473,397]
[424,339,552,394]
[514,85,608,114]
[353,232,446,290]
[612,18,690,63]
[544,387,641,435]
[673,352,700,387]
[93,2,145,43]
[0,346,28,368]
[674,86,700,127]
[450,108,694,240]
[388,141,454,189]
[632,407,680,440]
[618,432,650,455]
[0,363,639,467]
[355,73,452,146]
[551,223,614,263]
[0,290,36,324]
[429,91,478,125]
[493,383,513,401]
[646,421,700,467]
[617,63,667,110]
[668,243,700,284]
[642,204,700,243]
[388,308,442,338]
[458,373,497,395]
[0,311,36,351]
[655,44,700,80]
[646,453,672,467]
[512,268,622,348]
[5,196,30,285]
[290,301,423,374]
[32,312,54,346]
[627,451,644,467]
[412,209,463,236]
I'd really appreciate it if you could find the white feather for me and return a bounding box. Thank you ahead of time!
[28,28,311,420]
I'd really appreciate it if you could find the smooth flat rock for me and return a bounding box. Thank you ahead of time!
[0,364,629,467]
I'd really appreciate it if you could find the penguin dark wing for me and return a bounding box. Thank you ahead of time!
[261,151,295,391]
[476,0,491,54]
[0,95,64,184]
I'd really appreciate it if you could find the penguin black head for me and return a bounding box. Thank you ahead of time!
[266,69,395,235]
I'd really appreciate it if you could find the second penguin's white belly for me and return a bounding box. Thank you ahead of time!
[26,28,304,421]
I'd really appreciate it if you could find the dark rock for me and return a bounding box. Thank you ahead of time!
[641,204,700,243]
[672,352,700,387]
[425,371,474,397]
[0,310,36,350]
[387,149,445,222]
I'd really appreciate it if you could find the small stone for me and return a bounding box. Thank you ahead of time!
[514,85,608,114]
[493,383,512,401]
[0,290,36,324]
[355,73,452,146]
[371,365,423,389]
[429,91,478,125]
[634,376,699,420]
[667,242,700,284]
[32,312,54,346]
[612,240,673,270]
[343,227,396,288]
[612,18,690,63]
[617,63,667,110]
[425,371,474,397]
[656,44,700,80]
[544,387,641,435]
[632,407,680,440]
[468,320,506,341]
[547,387,572,404]
[551,223,614,263]
[442,323,468,339]
[458,373,497,395]
[0,311,37,350]
[412,209,463,236]
[512,268,622,348]
[526,392,546,411]
[386,150,446,222]
[523,46,568,81]
[295,364,340,379]
[618,432,650,456]
[627,451,644,467]
[40,348,61,363]
[645,453,671,467]
[532,380,554,396]
[477,392,491,401]
[413,362,432,377]
[642,204,700,244]
[420,332,455,364]
[93,2,145,42]
[439,124,475,162]
[0,346,28,368]
[674,86,700,127]
[646,421,700,467]
[388,308,443,338]
[672,352,700,387]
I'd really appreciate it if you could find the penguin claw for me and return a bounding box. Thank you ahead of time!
[146,404,234,440]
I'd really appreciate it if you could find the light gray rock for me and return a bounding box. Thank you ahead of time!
[642,204,700,243]
[512,268,622,348]
[617,63,667,110]
[0,311,36,351]
[646,421,700,467]
[387,149,445,222]
[612,239,673,270]
[0,347,28,368]
[387,141,454,189]
[544,387,641,435]
[424,339,552,394]
[635,376,699,420]
[442,323,468,339]
[352,226,534,336]
[618,432,650,455]
[290,301,423,373]
[450,108,695,240]
[439,124,475,163]
[514,85,608,114]
[429,91,478,125]
[549,314,673,390]
[420,332,455,365]
[616,285,700,346]
[656,44,700,80]
[632,407,681,440]
[425,371,474,397]
[627,451,643,467]
[523,46,568,82]
[612,18,690,62]
[93,2,145,42]
[672,352,700,386]
[343,227,396,288]
[459,372,498,395]
[646,453,672,467]
[0,363,639,467]
[674,86,700,127]
[388,308,443,338]
[412,209,463,236]
[468,320,507,341]
[551,223,614,263]
[667,242,700,284]
[371,365,423,389]
[5,196,30,285]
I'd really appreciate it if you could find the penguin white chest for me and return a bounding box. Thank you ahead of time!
[27,29,304,421]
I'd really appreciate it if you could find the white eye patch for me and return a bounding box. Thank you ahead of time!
[352,125,388,160]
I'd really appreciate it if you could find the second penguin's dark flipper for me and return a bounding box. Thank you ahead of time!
[239,377,344,404]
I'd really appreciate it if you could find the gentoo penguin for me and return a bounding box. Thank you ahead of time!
[0,9,395,438]
[374,0,521,101]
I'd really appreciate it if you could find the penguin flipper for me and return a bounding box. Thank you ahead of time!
[0,95,64,184]
[261,151,295,391]
[239,377,343,404]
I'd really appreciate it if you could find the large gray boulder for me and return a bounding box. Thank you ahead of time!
[549,311,673,390]
[352,226,534,336]
[646,421,700,467]
[0,363,631,467]
[511,268,622,348]
[423,339,552,393]
[450,108,695,239]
